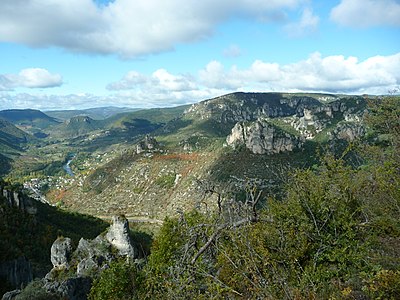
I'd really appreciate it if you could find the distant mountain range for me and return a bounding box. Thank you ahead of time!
[45,106,140,121]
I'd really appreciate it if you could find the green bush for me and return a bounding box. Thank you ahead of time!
[89,260,137,300]
[364,270,400,300]
[15,279,60,300]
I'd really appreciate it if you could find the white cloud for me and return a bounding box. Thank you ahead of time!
[0,68,63,90]
[107,69,197,92]
[110,52,400,103]
[0,0,303,58]
[284,8,319,37]
[331,0,400,28]
[197,52,400,94]
[106,71,147,90]
[2,52,398,110]
[199,61,246,89]
[151,69,198,92]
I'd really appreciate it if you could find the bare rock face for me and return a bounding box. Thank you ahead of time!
[0,188,36,215]
[0,257,32,292]
[50,237,73,269]
[44,277,92,300]
[185,92,322,123]
[226,119,303,154]
[106,215,137,258]
[75,236,113,277]
[331,122,365,141]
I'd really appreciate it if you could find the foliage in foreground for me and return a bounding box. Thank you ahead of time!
[89,260,137,300]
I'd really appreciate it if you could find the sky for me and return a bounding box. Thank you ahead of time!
[0,0,399,111]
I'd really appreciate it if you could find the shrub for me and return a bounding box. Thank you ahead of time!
[88,260,137,300]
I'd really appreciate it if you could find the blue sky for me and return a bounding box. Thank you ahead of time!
[0,0,399,110]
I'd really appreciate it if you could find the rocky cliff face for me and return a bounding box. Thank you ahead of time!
[195,92,367,154]
[330,122,366,141]
[0,187,36,215]
[0,186,36,297]
[0,257,32,291]
[185,92,324,123]
[226,119,304,154]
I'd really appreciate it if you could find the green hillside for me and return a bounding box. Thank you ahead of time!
[106,105,190,128]
[51,115,103,138]
[0,109,59,130]
[0,118,32,155]
[1,94,399,300]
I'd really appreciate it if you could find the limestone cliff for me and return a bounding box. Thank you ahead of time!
[0,187,36,215]
[330,122,366,141]
[226,119,304,154]
[185,92,324,123]
[0,257,32,291]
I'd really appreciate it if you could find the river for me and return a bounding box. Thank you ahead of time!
[63,157,75,176]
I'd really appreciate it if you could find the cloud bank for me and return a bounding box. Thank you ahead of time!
[331,0,400,28]
[109,52,400,95]
[0,0,303,58]
[3,52,397,110]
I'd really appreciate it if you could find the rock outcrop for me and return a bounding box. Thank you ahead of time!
[50,237,73,269]
[44,277,92,300]
[331,122,365,142]
[38,215,138,300]
[1,289,21,300]
[0,187,36,215]
[188,92,366,152]
[106,215,137,258]
[136,135,159,154]
[226,119,304,154]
